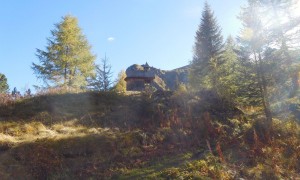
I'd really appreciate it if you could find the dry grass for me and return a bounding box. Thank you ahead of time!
[0,120,121,179]
[0,91,299,179]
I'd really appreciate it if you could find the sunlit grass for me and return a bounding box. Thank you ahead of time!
[0,119,108,146]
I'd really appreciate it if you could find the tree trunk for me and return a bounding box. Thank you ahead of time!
[291,71,299,96]
[254,52,273,128]
[64,66,67,86]
[257,53,273,141]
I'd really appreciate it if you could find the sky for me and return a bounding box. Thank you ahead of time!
[0,0,246,93]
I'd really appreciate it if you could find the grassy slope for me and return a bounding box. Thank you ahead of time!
[0,91,299,179]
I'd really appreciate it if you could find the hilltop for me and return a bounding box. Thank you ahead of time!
[0,91,299,179]
[152,65,190,91]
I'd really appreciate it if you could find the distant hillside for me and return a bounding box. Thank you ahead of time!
[151,65,190,91]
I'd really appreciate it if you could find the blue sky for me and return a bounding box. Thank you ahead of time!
[0,0,246,93]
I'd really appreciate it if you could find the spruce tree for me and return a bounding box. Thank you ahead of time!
[218,36,241,102]
[238,0,300,126]
[88,55,113,91]
[32,15,96,89]
[0,73,9,93]
[190,2,223,91]
[258,0,300,97]
[235,40,261,106]
[238,0,273,128]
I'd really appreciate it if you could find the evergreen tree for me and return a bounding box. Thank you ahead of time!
[88,55,113,91]
[32,15,96,89]
[238,0,273,127]
[190,2,224,91]
[0,73,9,93]
[235,40,261,106]
[257,0,300,97]
[238,0,300,124]
[218,36,241,102]
[11,87,21,98]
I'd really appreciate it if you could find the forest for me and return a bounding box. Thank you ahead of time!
[0,1,299,179]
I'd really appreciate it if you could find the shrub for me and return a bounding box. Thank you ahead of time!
[0,94,13,106]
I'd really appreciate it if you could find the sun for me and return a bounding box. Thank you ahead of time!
[260,1,300,27]
[290,0,300,18]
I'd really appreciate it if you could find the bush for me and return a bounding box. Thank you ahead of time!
[0,94,13,106]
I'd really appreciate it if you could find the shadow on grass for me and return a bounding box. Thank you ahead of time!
[2,131,122,179]
[0,92,143,129]
[1,128,196,179]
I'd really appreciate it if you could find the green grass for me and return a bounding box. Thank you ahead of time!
[118,152,194,179]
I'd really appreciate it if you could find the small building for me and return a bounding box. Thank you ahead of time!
[125,62,155,91]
